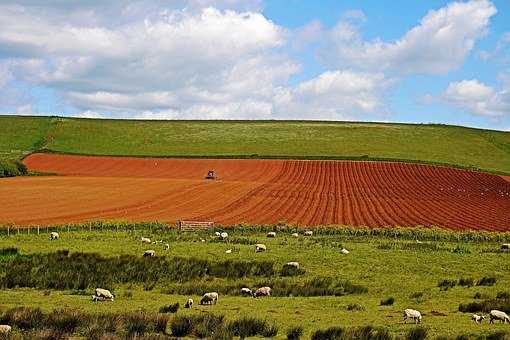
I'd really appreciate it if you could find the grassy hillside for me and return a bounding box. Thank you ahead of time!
[1,115,510,174]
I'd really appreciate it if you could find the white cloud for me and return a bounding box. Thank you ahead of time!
[76,110,105,119]
[320,0,496,75]
[442,79,510,117]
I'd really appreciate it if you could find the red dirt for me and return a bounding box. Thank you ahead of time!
[1,153,509,230]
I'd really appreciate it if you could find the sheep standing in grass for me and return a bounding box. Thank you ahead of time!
[340,248,349,255]
[184,298,194,308]
[141,237,151,244]
[220,232,228,240]
[291,233,299,238]
[143,250,156,257]
[164,243,170,251]
[254,286,271,297]
[255,244,267,253]
[200,292,218,305]
[490,310,510,323]
[49,232,59,240]
[241,288,253,296]
[472,314,485,323]
[304,231,313,236]
[0,325,11,334]
[403,309,422,324]
[94,288,114,302]
[285,262,300,269]
[267,232,276,238]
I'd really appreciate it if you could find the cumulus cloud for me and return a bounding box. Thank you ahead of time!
[320,0,496,75]
[442,79,510,117]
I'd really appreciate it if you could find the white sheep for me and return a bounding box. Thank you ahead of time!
[164,243,170,251]
[489,310,510,323]
[471,314,485,323]
[143,250,156,257]
[403,308,422,324]
[254,286,271,297]
[340,248,349,254]
[291,233,299,238]
[255,244,267,253]
[220,232,228,240]
[225,249,232,254]
[49,232,59,240]
[200,292,219,305]
[184,298,194,308]
[304,231,313,236]
[141,237,151,244]
[241,287,253,296]
[267,232,276,238]
[285,262,300,269]
[94,288,114,301]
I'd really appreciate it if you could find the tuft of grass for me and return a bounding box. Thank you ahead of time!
[287,326,304,340]
[380,297,395,306]
[405,327,427,340]
[477,276,497,286]
[158,303,179,314]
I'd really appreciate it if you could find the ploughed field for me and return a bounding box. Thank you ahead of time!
[2,153,510,230]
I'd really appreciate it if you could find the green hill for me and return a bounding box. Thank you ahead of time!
[1,115,510,175]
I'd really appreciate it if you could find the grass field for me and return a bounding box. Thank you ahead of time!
[0,225,509,338]
[1,115,510,174]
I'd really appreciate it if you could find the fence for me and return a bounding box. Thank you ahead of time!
[178,220,214,232]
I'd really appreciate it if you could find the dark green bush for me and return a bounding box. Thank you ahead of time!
[280,264,305,277]
[46,309,86,333]
[477,276,497,286]
[380,297,395,306]
[0,306,45,330]
[287,326,304,340]
[496,291,510,299]
[0,159,28,177]
[458,277,474,287]
[228,316,267,338]
[347,303,365,311]
[438,279,457,291]
[405,327,427,340]
[0,247,18,256]
[159,303,179,313]
[311,327,344,340]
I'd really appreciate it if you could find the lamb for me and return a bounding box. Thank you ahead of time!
[184,298,194,308]
[200,292,219,305]
[255,244,267,253]
[267,232,276,238]
[241,288,253,296]
[340,248,349,254]
[164,243,170,251]
[94,288,114,301]
[214,232,221,237]
[471,314,485,323]
[141,237,151,244]
[489,310,510,323]
[403,308,422,324]
[49,232,59,240]
[285,262,300,269]
[143,250,156,257]
[291,233,299,238]
[502,244,510,252]
[254,286,271,297]
[0,325,11,334]
[304,231,313,236]
[220,232,228,240]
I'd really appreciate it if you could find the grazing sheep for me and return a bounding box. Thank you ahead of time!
[254,286,271,298]
[143,250,156,257]
[502,244,510,252]
[164,243,170,251]
[200,238,206,242]
[267,232,276,238]
[225,249,232,254]
[340,248,349,255]
[489,310,510,323]
[304,231,313,236]
[285,262,300,269]
[200,292,219,305]
[184,298,194,308]
[0,325,11,334]
[291,233,299,238]
[472,314,485,323]
[95,288,114,301]
[214,232,221,237]
[220,232,228,240]
[255,244,267,253]
[141,237,151,244]
[241,288,253,296]
[403,309,422,324]
[49,232,59,240]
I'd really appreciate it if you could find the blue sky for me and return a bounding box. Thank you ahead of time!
[0,0,508,130]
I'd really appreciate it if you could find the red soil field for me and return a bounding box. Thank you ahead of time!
[2,153,509,231]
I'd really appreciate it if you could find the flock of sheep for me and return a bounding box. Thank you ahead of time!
[1,230,507,336]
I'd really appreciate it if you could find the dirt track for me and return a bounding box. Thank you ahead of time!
[2,153,509,230]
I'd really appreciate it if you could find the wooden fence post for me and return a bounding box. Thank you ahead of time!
[37,226,40,235]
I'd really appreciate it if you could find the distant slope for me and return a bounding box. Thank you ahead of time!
[1,115,510,174]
